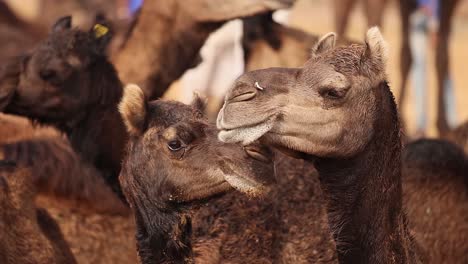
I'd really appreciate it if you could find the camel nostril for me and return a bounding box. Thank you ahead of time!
[39,69,57,81]
[230,91,257,103]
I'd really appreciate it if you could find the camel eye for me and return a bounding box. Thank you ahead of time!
[319,87,345,100]
[167,140,183,151]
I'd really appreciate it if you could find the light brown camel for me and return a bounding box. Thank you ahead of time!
[0,165,76,264]
[113,0,295,100]
[398,0,461,135]
[118,84,338,263]
[217,27,468,263]
[333,0,389,38]
[218,28,421,262]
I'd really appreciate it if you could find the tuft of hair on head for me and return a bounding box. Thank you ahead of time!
[191,91,207,115]
[311,32,336,56]
[119,84,147,136]
[363,27,389,66]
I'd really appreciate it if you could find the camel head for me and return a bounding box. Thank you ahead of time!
[3,15,115,123]
[218,27,389,158]
[119,84,275,210]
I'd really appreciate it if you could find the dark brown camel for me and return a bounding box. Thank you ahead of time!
[1,16,126,197]
[113,0,295,100]
[398,0,460,135]
[334,0,389,37]
[119,84,338,263]
[119,84,274,263]
[0,164,76,264]
[218,28,422,262]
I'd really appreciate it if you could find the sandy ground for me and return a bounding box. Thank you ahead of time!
[166,0,468,137]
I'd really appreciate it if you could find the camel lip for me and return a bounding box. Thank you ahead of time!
[223,172,270,197]
[218,116,276,145]
[243,145,273,164]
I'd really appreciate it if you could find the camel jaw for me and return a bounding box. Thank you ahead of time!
[218,117,276,145]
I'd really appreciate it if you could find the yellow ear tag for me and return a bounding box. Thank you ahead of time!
[93,24,109,38]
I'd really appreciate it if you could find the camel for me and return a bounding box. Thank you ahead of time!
[1,15,126,197]
[218,27,426,262]
[118,84,338,263]
[218,27,467,263]
[398,0,460,135]
[113,0,295,100]
[0,164,76,263]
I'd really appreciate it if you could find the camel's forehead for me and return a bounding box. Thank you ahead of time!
[37,30,91,55]
[306,44,365,74]
[147,101,202,128]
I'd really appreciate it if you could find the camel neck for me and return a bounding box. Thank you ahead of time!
[134,205,193,264]
[65,59,127,194]
[114,0,221,100]
[314,83,417,263]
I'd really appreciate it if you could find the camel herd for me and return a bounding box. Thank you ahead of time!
[0,0,467,263]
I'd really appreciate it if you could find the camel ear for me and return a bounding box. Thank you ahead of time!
[362,27,388,66]
[52,16,72,32]
[119,84,147,136]
[312,32,336,56]
[90,14,113,54]
[191,91,207,115]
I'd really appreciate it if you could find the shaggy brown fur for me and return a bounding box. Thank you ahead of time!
[402,139,468,263]
[0,165,76,264]
[0,113,128,215]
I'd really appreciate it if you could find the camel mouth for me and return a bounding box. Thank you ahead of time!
[244,144,273,164]
[223,172,271,197]
[218,116,276,145]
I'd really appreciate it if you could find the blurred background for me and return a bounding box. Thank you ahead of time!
[3,0,468,137]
